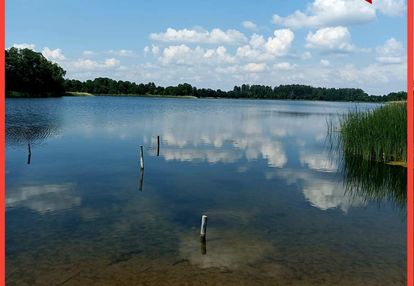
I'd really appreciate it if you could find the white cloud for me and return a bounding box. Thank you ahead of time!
[244,62,267,73]
[306,26,355,52]
[338,62,405,85]
[66,57,120,71]
[272,0,376,29]
[144,45,161,55]
[375,0,406,16]
[162,44,195,64]
[72,59,100,70]
[150,27,247,45]
[299,153,338,172]
[260,141,287,167]
[12,43,36,50]
[109,49,135,57]
[162,149,240,164]
[301,51,312,60]
[235,29,294,61]
[376,38,404,64]
[242,20,258,31]
[104,58,120,67]
[302,181,363,212]
[117,49,134,56]
[159,44,234,65]
[274,62,296,70]
[6,183,81,214]
[42,47,66,61]
[83,50,95,56]
[275,169,365,212]
[249,34,266,48]
[320,59,330,66]
[265,29,295,56]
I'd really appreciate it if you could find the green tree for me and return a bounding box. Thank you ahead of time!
[6,47,66,97]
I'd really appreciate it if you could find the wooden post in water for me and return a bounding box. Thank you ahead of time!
[200,235,207,255]
[140,145,144,170]
[200,215,207,238]
[157,136,160,157]
[139,170,144,192]
[27,144,31,165]
[200,215,208,255]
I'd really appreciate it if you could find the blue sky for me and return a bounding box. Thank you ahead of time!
[6,0,407,94]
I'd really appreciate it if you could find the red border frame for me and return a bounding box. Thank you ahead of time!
[0,1,412,286]
[1,0,5,282]
[408,0,413,284]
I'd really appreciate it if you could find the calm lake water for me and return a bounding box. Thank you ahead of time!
[6,97,406,286]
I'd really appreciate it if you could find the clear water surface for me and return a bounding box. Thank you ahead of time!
[6,97,406,286]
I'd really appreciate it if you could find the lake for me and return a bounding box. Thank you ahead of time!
[5,96,406,286]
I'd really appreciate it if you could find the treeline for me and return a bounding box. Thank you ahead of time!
[6,47,66,96]
[64,77,406,102]
[5,47,407,102]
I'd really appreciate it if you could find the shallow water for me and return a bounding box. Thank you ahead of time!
[6,97,406,286]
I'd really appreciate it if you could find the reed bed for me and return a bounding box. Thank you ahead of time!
[337,102,407,163]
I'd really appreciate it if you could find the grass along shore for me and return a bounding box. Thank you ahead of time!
[336,102,407,166]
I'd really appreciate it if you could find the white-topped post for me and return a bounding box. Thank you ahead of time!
[140,145,144,170]
[200,215,207,238]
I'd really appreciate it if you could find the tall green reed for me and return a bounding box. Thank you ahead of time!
[338,102,407,163]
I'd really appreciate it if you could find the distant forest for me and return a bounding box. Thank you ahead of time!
[64,78,406,102]
[6,47,407,102]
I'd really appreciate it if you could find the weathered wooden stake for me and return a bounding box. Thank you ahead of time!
[200,236,207,255]
[157,136,160,157]
[139,170,144,192]
[200,215,207,238]
[140,145,144,169]
[27,144,32,165]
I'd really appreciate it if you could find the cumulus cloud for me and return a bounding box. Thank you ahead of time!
[306,26,355,52]
[242,20,258,31]
[67,58,121,71]
[159,44,234,65]
[150,27,247,45]
[244,62,267,73]
[265,29,295,55]
[12,43,36,50]
[104,58,120,67]
[274,62,296,70]
[42,47,66,61]
[272,0,376,29]
[376,38,404,64]
[236,29,294,61]
[375,0,406,16]
[144,45,161,55]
